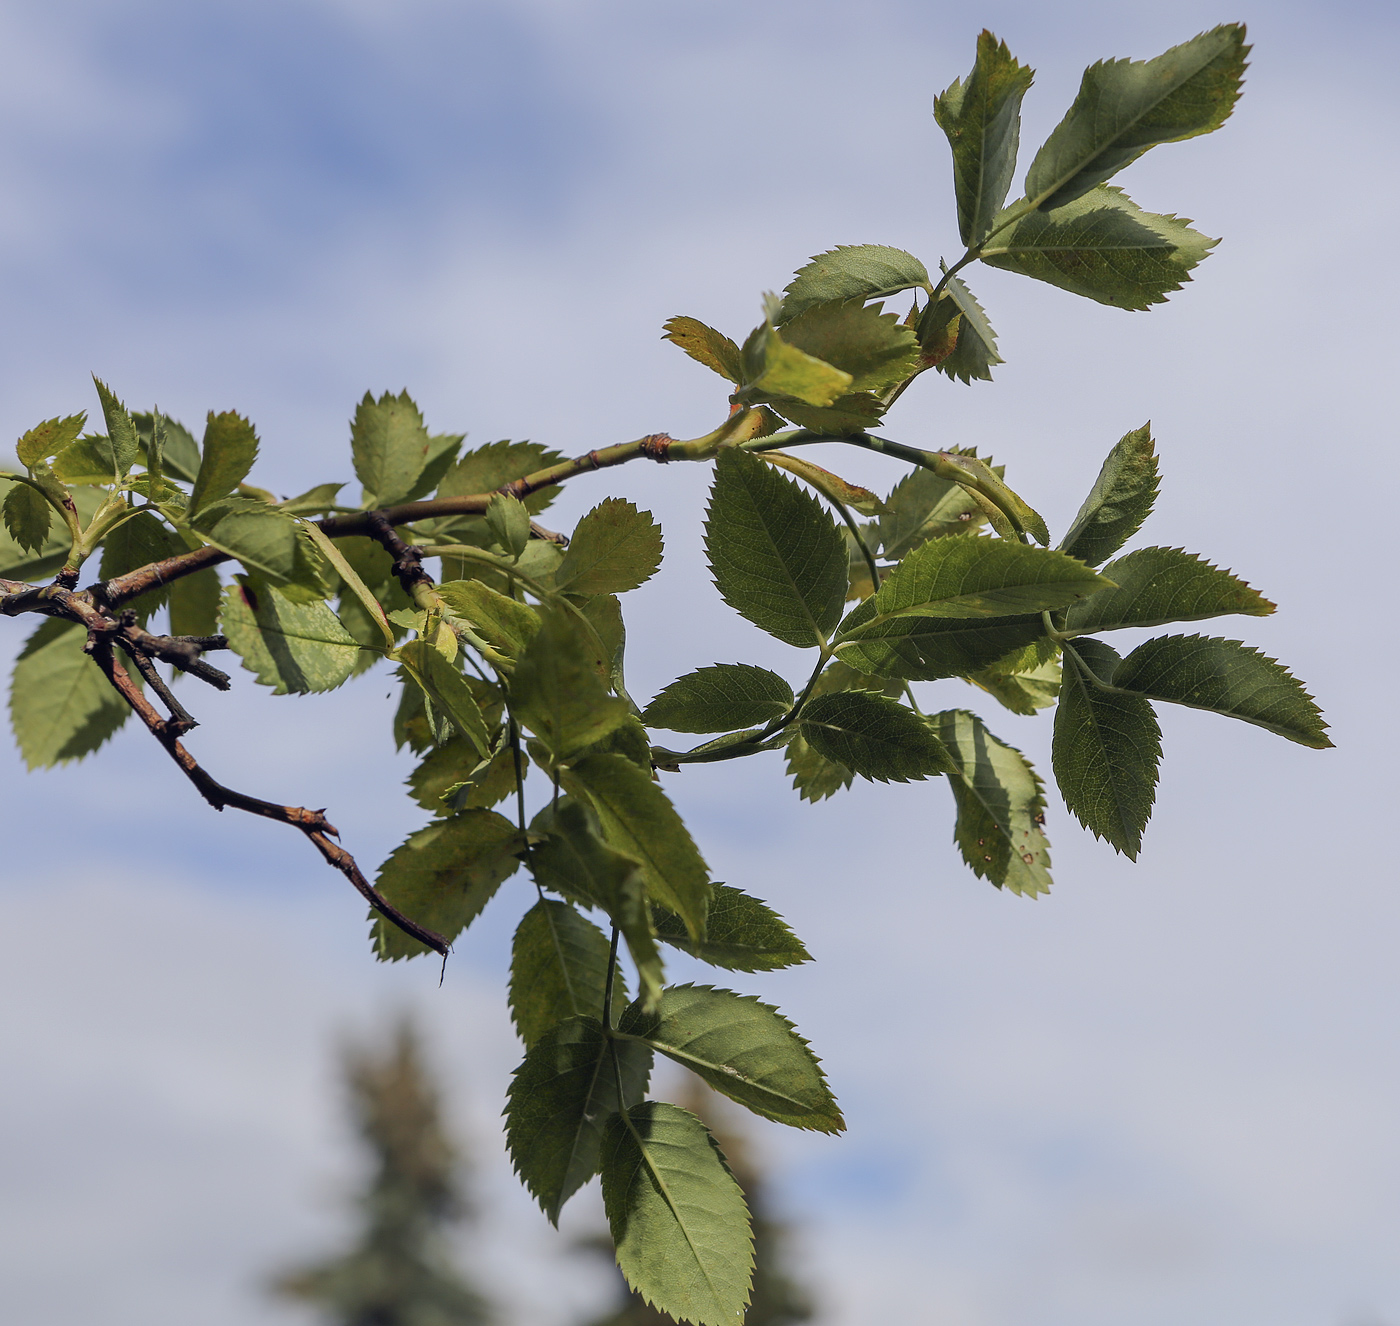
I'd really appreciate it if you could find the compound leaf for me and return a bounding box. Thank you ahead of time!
[931,708,1052,896]
[601,1102,753,1326]
[642,664,793,734]
[510,900,620,1048]
[189,411,259,516]
[1059,423,1158,565]
[556,498,664,596]
[221,578,361,695]
[798,691,948,784]
[653,885,812,973]
[1053,637,1161,858]
[778,245,930,324]
[1113,634,1331,748]
[704,448,847,649]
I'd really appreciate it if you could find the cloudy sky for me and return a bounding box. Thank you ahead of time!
[1,1,1396,1324]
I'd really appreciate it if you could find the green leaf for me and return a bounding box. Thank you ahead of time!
[835,596,1045,682]
[619,984,842,1134]
[436,440,566,515]
[777,245,930,324]
[98,511,183,619]
[602,1102,754,1326]
[350,390,430,508]
[877,455,989,560]
[563,753,711,939]
[1113,634,1332,748]
[485,492,531,559]
[757,451,885,516]
[16,414,86,469]
[437,579,540,659]
[966,651,1062,715]
[0,485,101,581]
[8,617,134,768]
[932,274,1003,383]
[506,1016,653,1225]
[703,448,847,649]
[653,885,811,973]
[662,317,744,383]
[798,691,948,784]
[530,798,664,1010]
[168,565,222,638]
[401,432,465,503]
[92,378,139,478]
[643,664,793,734]
[2,483,51,553]
[408,735,512,813]
[190,499,328,598]
[1054,638,1161,858]
[739,320,853,409]
[1059,423,1159,566]
[51,434,121,485]
[221,577,361,694]
[189,411,259,516]
[931,708,1052,896]
[1024,24,1248,211]
[132,412,200,483]
[1065,546,1274,634]
[783,730,853,803]
[763,390,887,437]
[371,809,522,960]
[982,185,1215,310]
[510,606,630,759]
[556,498,664,596]
[776,299,920,396]
[396,639,492,757]
[510,900,620,1048]
[935,30,1035,246]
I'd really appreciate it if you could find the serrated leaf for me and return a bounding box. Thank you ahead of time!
[350,390,430,508]
[221,578,361,694]
[1054,637,1161,858]
[92,378,139,478]
[485,492,531,559]
[189,411,259,516]
[168,565,222,638]
[437,579,540,659]
[16,414,86,469]
[764,390,886,437]
[1113,634,1331,748]
[8,618,134,768]
[408,735,513,813]
[371,809,522,960]
[757,451,884,515]
[396,639,492,756]
[931,708,1052,896]
[2,483,51,553]
[653,885,811,973]
[740,321,852,409]
[1066,546,1274,634]
[1059,423,1159,565]
[966,652,1062,715]
[563,753,711,940]
[401,432,464,503]
[190,498,328,598]
[784,731,853,802]
[798,691,948,784]
[51,434,120,485]
[556,498,664,596]
[132,412,200,484]
[643,664,793,734]
[776,299,921,396]
[778,245,930,324]
[1025,24,1247,211]
[619,984,842,1134]
[932,274,1003,383]
[98,511,183,620]
[436,440,566,515]
[935,30,1035,246]
[878,457,988,560]
[0,485,101,581]
[510,900,620,1047]
[704,448,847,649]
[602,1102,754,1326]
[982,185,1215,309]
[662,317,744,383]
[506,1017,653,1225]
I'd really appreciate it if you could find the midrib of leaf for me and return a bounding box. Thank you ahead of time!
[747,498,829,646]
[619,1031,812,1112]
[544,905,586,1020]
[1063,646,1141,846]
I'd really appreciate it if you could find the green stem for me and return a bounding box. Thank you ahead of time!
[830,496,881,601]
[602,924,621,1032]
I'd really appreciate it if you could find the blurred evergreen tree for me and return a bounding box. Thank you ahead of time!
[579,1083,815,1326]
[272,1020,492,1326]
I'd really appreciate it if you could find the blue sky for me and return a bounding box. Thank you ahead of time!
[1,3,1397,1324]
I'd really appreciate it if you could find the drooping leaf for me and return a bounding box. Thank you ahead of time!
[619,984,842,1134]
[436,579,540,659]
[1024,24,1248,211]
[371,809,522,960]
[563,753,711,939]
[777,245,930,324]
[966,651,1062,715]
[643,664,793,734]
[92,378,140,478]
[506,1016,653,1225]
[221,578,361,695]
[935,30,1035,246]
[190,498,328,598]
[601,1102,754,1326]
[2,483,51,553]
[1113,634,1332,748]
[16,414,86,469]
[8,617,134,768]
[703,448,847,649]
[189,411,259,516]
[396,639,492,757]
[757,452,885,516]
[932,273,1003,383]
[1065,546,1274,634]
[798,691,948,784]
[510,606,631,760]
[350,390,431,508]
[556,498,664,596]
[653,885,811,973]
[662,317,744,383]
[1053,637,1161,858]
[931,708,1052,896]
[510,900,621,1048]
[436,439,567,515]
[1059,423,1158,566]
[168,565,222,638]
[981,185,1215,309]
